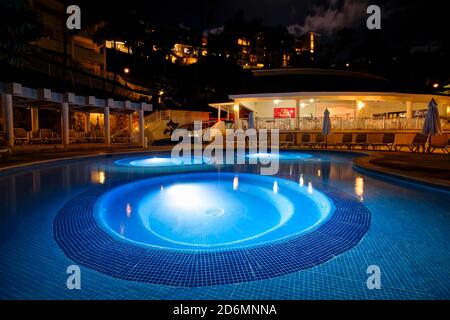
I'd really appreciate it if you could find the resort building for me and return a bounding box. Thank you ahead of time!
[0,82,152,148]
[210,69,450,131]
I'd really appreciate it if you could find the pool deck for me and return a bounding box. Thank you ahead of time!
[0,144,172,172]
[353,152,450,189]
[0,145,449,189]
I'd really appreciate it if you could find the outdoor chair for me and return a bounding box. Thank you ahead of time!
[313,133,326,148]
[371,133,395,151]
[69,130,77,143]
[430,135,449,154]
[112,132,129,143]
[337,133,353,149]
[29,131,44,144]
[14,128,29,144]
[349,133,368,150]
[297,134,312,148]
[75,131,86,143]
[93,130,105,143]
[407,133,427,153]
[326,133,343,149]
[39,129,61,143]
[280,133,296,148]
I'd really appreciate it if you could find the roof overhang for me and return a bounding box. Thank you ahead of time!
[229,91,450,104]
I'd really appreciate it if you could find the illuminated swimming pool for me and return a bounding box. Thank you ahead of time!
[246,152,313,161]
[95,172,332,251]
[1,151,449,298]
[114,155,209,167]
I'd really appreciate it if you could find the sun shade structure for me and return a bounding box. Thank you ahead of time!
[422,98,442,152]
[322,108,331,148]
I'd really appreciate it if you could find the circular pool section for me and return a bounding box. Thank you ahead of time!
[95,173,333,251]
[246,152,313,161]
[114,156,210,167]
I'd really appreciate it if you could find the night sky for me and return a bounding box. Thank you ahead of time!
[78,0,448,50]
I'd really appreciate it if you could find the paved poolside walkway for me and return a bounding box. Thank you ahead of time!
[0,144,171,171]
[353,152,450,189]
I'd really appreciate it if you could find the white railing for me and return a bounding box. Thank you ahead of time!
[254,117,450,131]
[144,110,170,124]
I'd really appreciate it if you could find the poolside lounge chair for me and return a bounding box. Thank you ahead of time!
[297,134,312,148]
[313,133,326,148]
[75,131,86,143]
[396,133,427,152]
[338,133,353,149]
[111,131,129,143]
[29,131,44,144]
[93,130,105,143]
[349,133,368,150]
[39,129,61,143]
[14,128,29,144]
[430,135,449,154]
[69,130,77,143]
[326,133,343,149]
[370,133,395,151]
[280,133,296,148]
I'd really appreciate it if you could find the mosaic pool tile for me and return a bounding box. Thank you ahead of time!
[53,177,371,287]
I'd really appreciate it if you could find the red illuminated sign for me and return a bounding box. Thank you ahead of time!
[274,107,296,118]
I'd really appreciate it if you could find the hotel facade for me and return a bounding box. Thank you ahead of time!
[210,69,450,132]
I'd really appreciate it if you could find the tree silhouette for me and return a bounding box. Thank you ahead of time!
[0,0,42,69]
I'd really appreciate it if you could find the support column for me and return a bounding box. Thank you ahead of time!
[248,111,255,129]
[84,112,90,133]
[295,99,301,129]
[61,102,69,146]
[2,94,14,147]
[406,101,413,119]
[217,106,221,122]
[234,104,240,129]
[128,113,133,142]
[138,108,145,148]
[31,107,39,137]
[104,107,111,146]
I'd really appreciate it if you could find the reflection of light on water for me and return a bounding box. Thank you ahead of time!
[247,153,278,160]
[273,181,279,194]
[127,156,208,167]
[126,203,132,218]
[355,176,364,201]
[317,169,321,177]
[233,176,239,191]
[165,184,205,211]
[91,170,105,184]
[299,174,304,187]
[308,182,313,194]
[130,157,174,166]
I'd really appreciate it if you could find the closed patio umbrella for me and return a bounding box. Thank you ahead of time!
[422,98,442,153]
[322,109,331,148]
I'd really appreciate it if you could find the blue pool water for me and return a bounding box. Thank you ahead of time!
[246,152,313,161]
[115,155,209,167]
[0,151,449,299]
[96,172,332,251]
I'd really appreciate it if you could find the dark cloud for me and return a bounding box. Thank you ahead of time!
[287,0,369,36]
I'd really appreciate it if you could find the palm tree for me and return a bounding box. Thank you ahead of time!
[0,0,42,69]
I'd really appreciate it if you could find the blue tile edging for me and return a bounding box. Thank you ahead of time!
[53,178,371,287]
